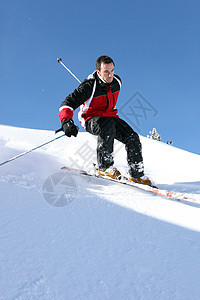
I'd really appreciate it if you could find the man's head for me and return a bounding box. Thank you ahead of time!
[96,55,115,84]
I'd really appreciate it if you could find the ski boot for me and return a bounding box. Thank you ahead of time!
[129,175,152,186]
[98,166,121,180]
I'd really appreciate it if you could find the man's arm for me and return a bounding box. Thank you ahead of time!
[58,79,94,123]
[58,79,94,137]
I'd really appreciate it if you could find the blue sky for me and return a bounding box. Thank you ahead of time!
[1,0,200,155]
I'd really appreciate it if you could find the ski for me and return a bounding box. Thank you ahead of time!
[61,166,199,204]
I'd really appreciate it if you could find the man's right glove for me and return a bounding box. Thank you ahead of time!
[62,119,79,137]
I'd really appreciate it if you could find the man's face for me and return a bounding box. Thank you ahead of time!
[97,62,114,83]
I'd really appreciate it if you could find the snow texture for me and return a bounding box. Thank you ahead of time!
[0,124,200,300]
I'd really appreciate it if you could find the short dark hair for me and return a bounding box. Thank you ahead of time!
[96,55,115,71]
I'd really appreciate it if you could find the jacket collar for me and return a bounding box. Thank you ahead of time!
[88,71,116,88]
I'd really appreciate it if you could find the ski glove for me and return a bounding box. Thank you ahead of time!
[62,119,79,137]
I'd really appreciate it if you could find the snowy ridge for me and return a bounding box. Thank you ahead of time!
[0,124,200,299]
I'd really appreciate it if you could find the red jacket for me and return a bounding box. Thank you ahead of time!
[59,71,121,128]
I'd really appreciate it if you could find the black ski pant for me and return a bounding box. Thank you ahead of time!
[85,117,144,178]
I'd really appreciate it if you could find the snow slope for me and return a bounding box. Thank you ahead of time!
[0,124,200,300]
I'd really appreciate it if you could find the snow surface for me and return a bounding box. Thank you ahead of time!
[0,124,200,300]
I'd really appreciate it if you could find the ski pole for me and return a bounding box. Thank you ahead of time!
[57,58,81,133]
[1,59,81,167]
[0,133,65,167]
[57,58,81,84]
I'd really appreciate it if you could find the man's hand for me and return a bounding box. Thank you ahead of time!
[62,119,79,137]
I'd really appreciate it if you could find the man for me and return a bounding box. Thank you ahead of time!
[58,55,151,185]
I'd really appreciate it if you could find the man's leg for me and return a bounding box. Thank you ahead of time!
[86,117,116,170]
[114,118,144,178]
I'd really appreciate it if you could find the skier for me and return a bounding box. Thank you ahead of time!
[58,55,152,186]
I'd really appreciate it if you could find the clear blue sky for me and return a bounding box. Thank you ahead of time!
[1,0,200,154]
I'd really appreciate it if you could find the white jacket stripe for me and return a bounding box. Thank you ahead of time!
[59,105,73,112]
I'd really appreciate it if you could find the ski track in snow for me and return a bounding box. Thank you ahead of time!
[0,124,200,300]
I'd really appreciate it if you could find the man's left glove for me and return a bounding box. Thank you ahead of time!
[62,119,79,137]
